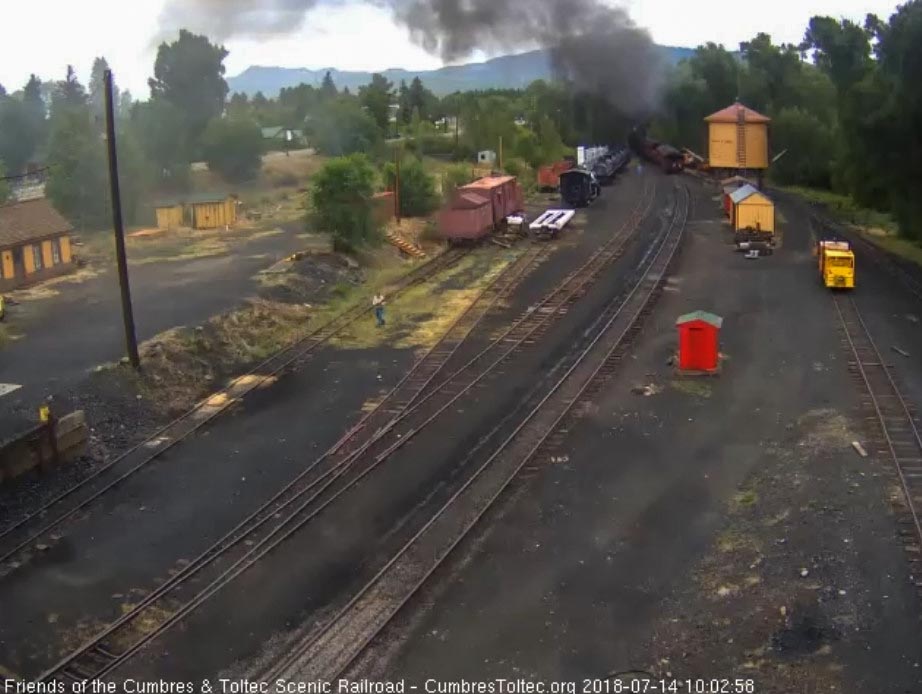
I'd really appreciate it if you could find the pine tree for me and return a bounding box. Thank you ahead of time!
[321,71,337,99]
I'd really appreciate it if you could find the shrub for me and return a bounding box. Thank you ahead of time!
[310,154,381,254]
[202,116,264,183]
[442,164,474,200]
[382,156,439,217]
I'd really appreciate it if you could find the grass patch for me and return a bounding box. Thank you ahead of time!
[780,184,922,269]
[862,231,922,268]
[733,489,759,508]
[0,323,22,347]
[317,246,519,351]
[671,379,713,398]
[778,185,898,234]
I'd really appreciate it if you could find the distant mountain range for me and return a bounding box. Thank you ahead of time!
[227,46,696,98]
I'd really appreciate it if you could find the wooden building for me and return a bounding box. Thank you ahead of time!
[730,184,775,234]
[0,198,74,291]
[154,194,239,231]
[676,311,723,373]
[155,203,184,230]
[705,103,771,176]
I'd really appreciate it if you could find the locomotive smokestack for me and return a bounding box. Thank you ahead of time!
[158,0,663,115]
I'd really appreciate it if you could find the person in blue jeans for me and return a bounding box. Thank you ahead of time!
[372,293,386,327]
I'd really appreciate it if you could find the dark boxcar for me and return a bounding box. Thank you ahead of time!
[560,169,600,207]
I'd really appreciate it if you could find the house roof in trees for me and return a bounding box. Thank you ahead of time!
[0,197,72,250]
[261,126,304,140]
[705,102,771,124]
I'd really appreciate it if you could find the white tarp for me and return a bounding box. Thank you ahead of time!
[0,384,22,398]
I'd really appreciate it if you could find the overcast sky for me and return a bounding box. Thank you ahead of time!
[0,0,903,97]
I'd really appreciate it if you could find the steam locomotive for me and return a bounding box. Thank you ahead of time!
[628,128,685,175]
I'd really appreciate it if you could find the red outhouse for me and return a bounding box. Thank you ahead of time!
[676,311,723,372]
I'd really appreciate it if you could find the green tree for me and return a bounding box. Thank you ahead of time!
[407,77,437,121]
[397,80,411,125]
[118,90,134,120]
[46,105,109,230]
[309,97,381,156]
[442,164,473,200]
[321,71,337,99]
[149,30,229,146]
[359,73,394,132]
[0,160,10,204]
[382,156,438,217]
[688,43,741,108]
[0,99,36,174]
[310,154,380,252]
[53,65,87,111]
[769,107,835,187]
[871,0,922,239]
[201,116,264,183]
[88,57,116,128]
[129,98,190,190]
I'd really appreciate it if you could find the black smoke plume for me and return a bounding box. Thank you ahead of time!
[158,0,664,115]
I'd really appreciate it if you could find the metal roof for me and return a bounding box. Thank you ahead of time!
[729,184,771,205]
[455,192,491,208]
[462,176,516,190]
[676,310,723,328]
[705,102,771,124]
[0,198,71,249]
[154,193,234,208]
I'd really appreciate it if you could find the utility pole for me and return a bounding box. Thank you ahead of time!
[498,136,504,172]
[394,146,401,226]
[104,69,140,370]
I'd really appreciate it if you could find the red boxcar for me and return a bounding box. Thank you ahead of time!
[537,160,574,191]
[439,176,524,242]
[438,191,494,241]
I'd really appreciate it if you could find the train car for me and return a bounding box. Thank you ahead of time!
[537,160,574,191]
[560,169,601,207]
[653,144,685,174]
[438,175,524,243]
[629,129,685,175]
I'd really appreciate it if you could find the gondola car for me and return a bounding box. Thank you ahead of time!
[560,169,601,207]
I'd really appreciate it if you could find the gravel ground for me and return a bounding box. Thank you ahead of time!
[344,177,922,693]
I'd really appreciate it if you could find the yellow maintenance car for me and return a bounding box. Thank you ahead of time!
[817,240,856,289]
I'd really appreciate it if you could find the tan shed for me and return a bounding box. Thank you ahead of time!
[705,102,771,171]
[155,204,184,230]
[154,194,238,231]
[730,184,774,234]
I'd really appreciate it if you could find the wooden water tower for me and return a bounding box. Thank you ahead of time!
[705,102,771,185]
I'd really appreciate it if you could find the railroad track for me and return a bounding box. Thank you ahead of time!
[33,242,541,684]
[0,247,471,571]
[38,180,659,684]
[833,294,922,584]
[269,182,690,681]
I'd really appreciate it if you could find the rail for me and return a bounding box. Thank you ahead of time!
[269,183,690,681]
[40,181,659,683]
[0,248,470,568]
[833,295,922,559]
